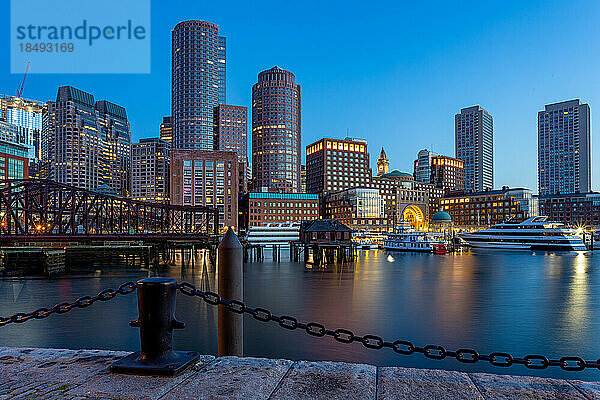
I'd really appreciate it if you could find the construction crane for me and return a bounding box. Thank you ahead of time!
[16,61,30,98]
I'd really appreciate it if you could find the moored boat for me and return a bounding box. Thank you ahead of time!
[383,223,446,253]
[459,216,586,251]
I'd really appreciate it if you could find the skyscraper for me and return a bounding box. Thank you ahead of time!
[455,105,493,192]
[251,66,301,192]
[131,138,171,203]
[413,149,438,183]
[170,149,239,231]
[159,116,172,144]
[172,20,225,150]
[214,104,247,162]
[215,104,248,194]
[218,36,226,105]
[538,99,591,195]
[43,86,131,195]
[306,137,371,194]
[0,95,44,174]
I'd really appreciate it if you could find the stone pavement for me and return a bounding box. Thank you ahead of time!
[0,347,598,399]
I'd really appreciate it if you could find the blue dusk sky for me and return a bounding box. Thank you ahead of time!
[1,0,599,192]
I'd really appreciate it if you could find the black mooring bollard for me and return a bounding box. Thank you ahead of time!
[110,277,199,376]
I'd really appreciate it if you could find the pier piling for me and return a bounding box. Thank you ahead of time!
[218,229,244,357]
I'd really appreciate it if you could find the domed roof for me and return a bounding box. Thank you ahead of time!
[383,170,412,177]
[431,211,452,222]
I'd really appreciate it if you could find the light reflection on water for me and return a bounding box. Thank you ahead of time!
[0,248,599,380]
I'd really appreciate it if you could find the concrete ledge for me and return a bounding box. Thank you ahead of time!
[0,347,599,399]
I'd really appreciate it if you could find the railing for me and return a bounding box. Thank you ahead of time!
[1,230,598,376]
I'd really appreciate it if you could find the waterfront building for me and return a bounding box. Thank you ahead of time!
[439,187,534,228]
[370,170,413,228]
[370,170,444,229]
[538,99,591,195]
[251,66,301,192]
[377,148,389,176]
[0,138,29,179]
[243,191,319,228]
[537,192,600,227]
[413,149,438,184]
[170,149,238,230]
[0,121,20,144]
[430,155,465,192]
[300,165,306,193]
[214,104,247,162]
[172,20,225,150]
[306,137,371,194]
[159,116,172,144]
[42,86,131,196]
[0,95,44,175]
[299,219,353,244]
[455,105,493,191]
[218,36,226,105]
[131,138,171,203]
[324,187,386,232]
[214,104,248,193]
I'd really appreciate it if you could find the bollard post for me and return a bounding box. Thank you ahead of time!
[218,229,243,356]
[110,277,199,376]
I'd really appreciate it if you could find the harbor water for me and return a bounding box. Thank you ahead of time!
[1,248,599,380]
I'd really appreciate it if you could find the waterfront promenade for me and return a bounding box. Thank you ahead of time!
[1,347,599,399]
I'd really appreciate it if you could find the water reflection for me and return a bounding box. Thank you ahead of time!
[0,249,599,380]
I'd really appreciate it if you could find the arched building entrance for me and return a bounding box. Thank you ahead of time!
[400,204,426,230]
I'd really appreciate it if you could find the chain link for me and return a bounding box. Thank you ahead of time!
[0,281,137,327]
[175,281,600,372]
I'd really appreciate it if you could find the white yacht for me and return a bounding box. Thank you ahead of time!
[459,216,587,251]
[384,223,447,253]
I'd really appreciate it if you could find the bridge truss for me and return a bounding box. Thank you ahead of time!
[0,179,219,240]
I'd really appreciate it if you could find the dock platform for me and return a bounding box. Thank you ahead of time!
[0,347,598,399]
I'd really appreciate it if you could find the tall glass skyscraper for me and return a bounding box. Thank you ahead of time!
[218,36,226,105]
[455,105,493,192]
[43,86,131,195]
[172,20,226,150]
[0,95,43,165]
[538,99,590,195]
[251,66,301,193]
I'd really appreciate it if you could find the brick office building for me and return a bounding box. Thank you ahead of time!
[243,191,319,228]
[170,150,238,231]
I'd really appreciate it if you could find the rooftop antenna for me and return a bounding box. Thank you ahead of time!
[16,61,30,98]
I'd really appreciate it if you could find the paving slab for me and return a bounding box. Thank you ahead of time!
[378,366,484,400]
[161,356,293,400]
[0,347,70,377]
[564,380,600,399]
[270,360,376,400]
[1,348,129,384]
[469,372,588,399]
[0,376,104,399]
[67,355,215,400]
[2,347,599,399]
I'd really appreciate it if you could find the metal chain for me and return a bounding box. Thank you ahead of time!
[176,281,600,372]
[0,281,137,327]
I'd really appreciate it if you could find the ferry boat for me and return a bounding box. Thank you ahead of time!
[352,231,386,249]
[247,223,300,247]
[459,216,587,251]
[383,223,447,253]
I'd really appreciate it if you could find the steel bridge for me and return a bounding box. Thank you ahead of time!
[0,179,219,243]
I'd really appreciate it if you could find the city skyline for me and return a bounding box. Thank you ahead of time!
[1,1,599,191]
